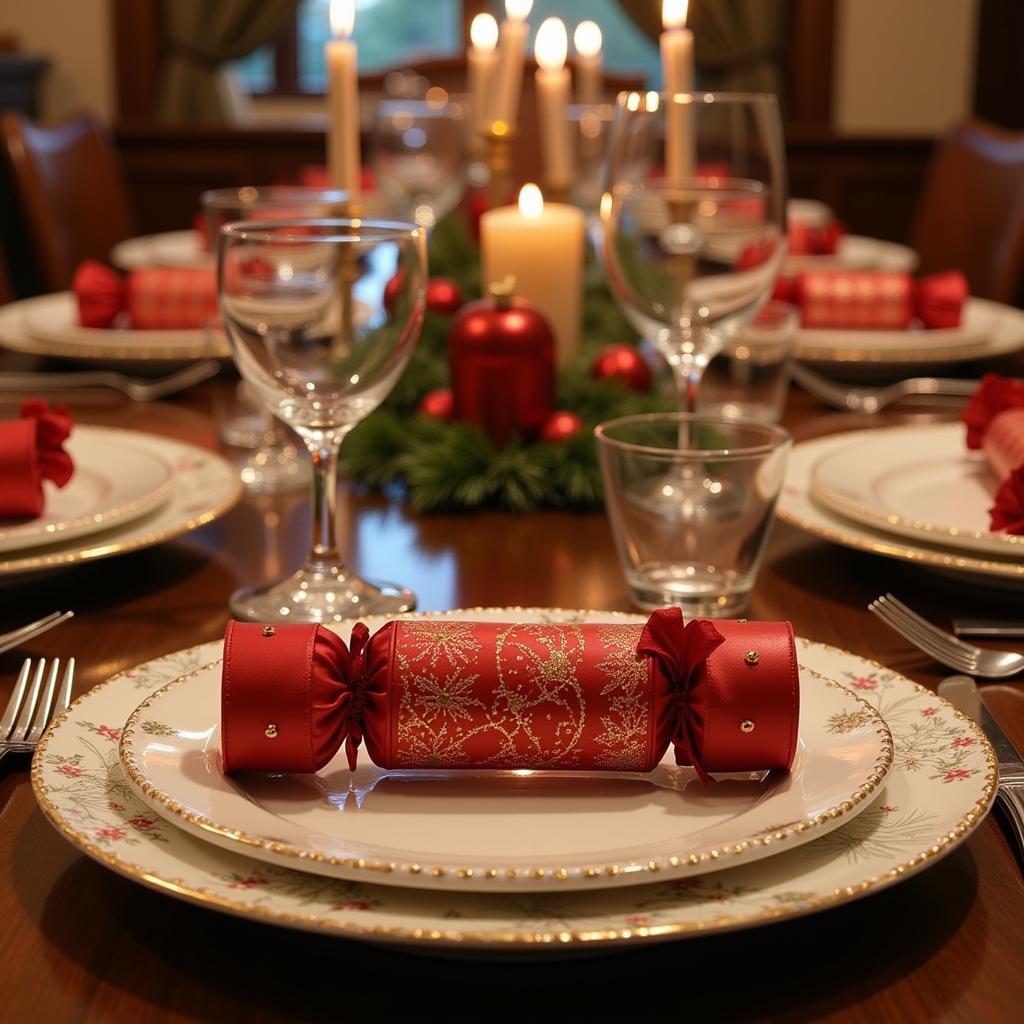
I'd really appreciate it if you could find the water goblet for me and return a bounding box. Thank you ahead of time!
[218,218,427,622]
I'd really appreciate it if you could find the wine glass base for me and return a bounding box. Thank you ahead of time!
[627,572,750,618]
[230,564,416,623]
[627,470,743,521]
[220,411,269,450]
[238,443,311,494]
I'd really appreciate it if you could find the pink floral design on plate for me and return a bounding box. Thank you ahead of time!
[851,677,878,690]
[944,769,972,782]
[57,764,82,778]
[95,828,127,841]
[951,736,974,748]
[920,707,939,718]
[228,876,269,890]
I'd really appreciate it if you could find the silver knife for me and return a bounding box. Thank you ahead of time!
[952,619,1024,639]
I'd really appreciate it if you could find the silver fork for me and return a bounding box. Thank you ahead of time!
[0,359,220,401]
[0,611,74,656]
[790,363,978,413]
[869,593,1024,678]
[0,657,75,763]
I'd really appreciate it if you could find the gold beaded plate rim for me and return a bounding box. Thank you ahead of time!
[808,423,1024,554]
[778,432,1024,582]
[115,611,895,893]
[31,610,996,950]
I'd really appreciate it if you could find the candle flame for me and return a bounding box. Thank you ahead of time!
[505,0,533,21]
[519,183,544,219]
[470,12,499,51]
[645,90,660,111]
[330,0,355,39]
[662,0,689,30]
[534,17,567,71]
[573,20,602,58]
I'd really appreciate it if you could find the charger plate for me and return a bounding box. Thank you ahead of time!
[0,427,174,554]
[33,611,994,951]
[810,423,1022,558]
[117,610,893,893]
[778,431,1024,585]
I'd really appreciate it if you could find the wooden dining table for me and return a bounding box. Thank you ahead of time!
[0,371,1022,1023]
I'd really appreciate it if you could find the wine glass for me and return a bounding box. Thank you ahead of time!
[601,92,787,413]
[219,218,427,622]
[371,97,468,230]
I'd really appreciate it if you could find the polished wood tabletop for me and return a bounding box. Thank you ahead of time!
[1,374,1022,1023]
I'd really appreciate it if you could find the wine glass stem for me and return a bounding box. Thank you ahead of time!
[305,432,344,568]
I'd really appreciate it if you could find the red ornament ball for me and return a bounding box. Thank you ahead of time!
[417,388,454,421]
[539,410,584,444]
[425,277,465,316]
[590,344,652,392]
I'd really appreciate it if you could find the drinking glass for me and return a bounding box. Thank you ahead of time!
[372,97,468,230]
[595,414,791,616]
[219,218,428,622]
[203,186,352,493]
[601,92,787,413]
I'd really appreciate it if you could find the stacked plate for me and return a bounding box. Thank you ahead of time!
[0,425,241,578]
[779,422,1024,587]
[33,608,994,952]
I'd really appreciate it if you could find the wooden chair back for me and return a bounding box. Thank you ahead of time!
[913,121,1024,304]
[0,112,135,292]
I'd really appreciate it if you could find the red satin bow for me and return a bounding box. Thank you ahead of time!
[962,373,1024,449]
[0,400,74,519]
[915,270,968,329]
[788,219,845,256]
[341,622,371,770]
[635,607,725,784]
[74,261,126,328]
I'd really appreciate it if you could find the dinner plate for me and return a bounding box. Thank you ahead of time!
[33,614,994,951]
[778,430,1024,586]
[784,235,918,274]
[117,610,893,893]
[111,230,211,271]
[792,297,1024,365]
[0,293,230,363]
[0,427,174,554]
[788,198,832,228]
[810,423,1023,557]
[0,431,241,577]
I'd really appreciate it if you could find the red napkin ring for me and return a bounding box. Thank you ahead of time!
[787,219,845,256]
[220,609,800,783]
[73,260,218,330]
[0,400,74,519]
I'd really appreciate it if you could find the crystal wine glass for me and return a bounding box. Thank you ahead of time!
[371,97,468,230]
[203,187,352,493]
[219,218,427,622]
[601,92,787,413]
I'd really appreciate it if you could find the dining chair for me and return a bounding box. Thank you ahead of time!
[0,112,136,293]
[912,120,1024,304]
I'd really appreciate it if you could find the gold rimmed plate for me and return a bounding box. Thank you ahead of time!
[33,616,993,951]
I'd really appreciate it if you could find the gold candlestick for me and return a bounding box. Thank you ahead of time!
[482,120,515,208]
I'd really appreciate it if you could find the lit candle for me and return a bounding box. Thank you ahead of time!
[660,0,694,182]
[326,0,360,195]
[488,0,533,131]
[467,13,499,134]
[480,183,585,366]
[573,20,603,105]
[534,17,574,195]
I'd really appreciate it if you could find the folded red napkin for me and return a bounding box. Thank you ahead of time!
[220,608,800,783]
[962,375,1024,533]
[0,401,74,519]
[73,261,218,330]
[788,219,845,256]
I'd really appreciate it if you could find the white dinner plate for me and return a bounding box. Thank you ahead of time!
[0,427,174,554]
[778,430,1024,585]
[34,615,994,951]
[119,609,892,893]
[788,198,832,228]
[0,431,241,577]
[784,235,918,275]
[810,423,1023,558]
[0,293,230,364]
[111,230,211,271]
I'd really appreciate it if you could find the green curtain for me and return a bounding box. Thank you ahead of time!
[618,0,789,101]
[158,0,300,124]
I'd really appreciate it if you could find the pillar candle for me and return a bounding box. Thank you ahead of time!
[467,13,499,134]
[534,17,574,194]
[480,184,585,367]
[660,0,694,182]
[573,20,603,105]
[326,0,361,196]
[488,0,533,131]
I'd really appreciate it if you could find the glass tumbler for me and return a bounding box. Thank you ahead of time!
[595,414,791,616]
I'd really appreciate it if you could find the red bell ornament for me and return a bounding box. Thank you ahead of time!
[449,278,555,447]
[425,277,465,316]
[539,410,584,443]
[590,344,652,392]
[417,388,454,421]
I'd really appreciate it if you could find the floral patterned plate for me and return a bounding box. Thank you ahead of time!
[117,612,893,893]
[33,612,995,951]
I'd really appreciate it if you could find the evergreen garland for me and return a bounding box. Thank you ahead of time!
[343,216,672,513]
